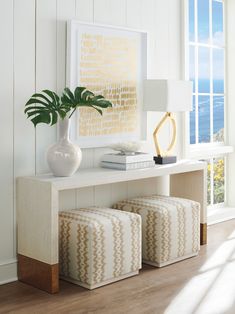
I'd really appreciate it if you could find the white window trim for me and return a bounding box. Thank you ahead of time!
[182,0,234,212]
[182,0,233,161]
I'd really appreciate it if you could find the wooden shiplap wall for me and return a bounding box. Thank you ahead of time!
[0,0,182,283]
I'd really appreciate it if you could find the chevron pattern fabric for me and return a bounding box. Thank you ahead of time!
[59,207,142,289]
[113,195,200,267]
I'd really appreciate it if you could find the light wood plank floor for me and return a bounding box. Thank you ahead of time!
[1,220,235,314]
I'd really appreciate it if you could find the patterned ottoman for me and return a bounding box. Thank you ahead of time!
[113,195,200,267]
[59,207,141,289]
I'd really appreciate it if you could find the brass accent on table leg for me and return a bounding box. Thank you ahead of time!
[18,254,59,294]
[200,223,207,245]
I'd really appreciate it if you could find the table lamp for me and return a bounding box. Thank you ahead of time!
[143,79,192,164]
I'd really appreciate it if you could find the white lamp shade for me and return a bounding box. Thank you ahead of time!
[143,79,193,112]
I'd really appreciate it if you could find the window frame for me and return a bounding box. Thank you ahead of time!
[205,156,226,210]
[184,0,226,151]
[183,0,230,208]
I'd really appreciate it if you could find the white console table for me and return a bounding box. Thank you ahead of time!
[16,159,207,293]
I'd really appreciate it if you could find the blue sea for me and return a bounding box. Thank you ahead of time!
[190,79,224,144]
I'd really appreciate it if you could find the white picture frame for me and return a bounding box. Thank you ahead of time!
[66,20,147,148]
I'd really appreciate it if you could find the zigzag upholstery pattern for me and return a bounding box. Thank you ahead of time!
[113,195,200,267]
[59,207,141,289]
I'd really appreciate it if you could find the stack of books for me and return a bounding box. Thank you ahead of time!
[100,152,155,170]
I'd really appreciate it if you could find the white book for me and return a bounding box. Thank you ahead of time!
[101,160,155,170]
[101,152,153,164]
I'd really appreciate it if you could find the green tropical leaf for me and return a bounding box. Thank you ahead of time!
[92,95,104,101]
[43,90,59,105]
[26,110,48,117]
[24,105,49,113]
[74,87,86,102]
[95,99,112,108]
[90,106,103,115]
[25,98,50,108]
[58,109,67,119]
[25,86,113,127]
[31,112,51,126]
[64,87,75,102]
[61,94,72,106]
[61,88,76,108]
[81,90,95,101]
[51,111,58,125]
[29,93,53,104]
[24,90,68,126]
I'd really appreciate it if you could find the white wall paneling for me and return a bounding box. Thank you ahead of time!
[126,0,142,28]
[94,0,126,26]
[0,0,184,284]
[94,184,112,207]
[35,0,57,174]
[0,0,14,263]
[76,0,94,22]
[14,0,36,178]
[80,148,94,168]
[152,0,170,78]
[127,179,150,199]
[76,187,95,208]
[14,0,36,262]
[57,0,76,93]
[93,147,113,168]
[111,182,128,205]
[59,189,77,211]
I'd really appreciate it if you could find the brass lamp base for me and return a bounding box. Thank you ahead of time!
[154,155,177,164]
[153,112,177,161]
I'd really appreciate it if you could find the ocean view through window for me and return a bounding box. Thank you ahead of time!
[188,0,225,146]
[186,0,225,207]
[190,82,224,144]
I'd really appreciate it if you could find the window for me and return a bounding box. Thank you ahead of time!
[188,0,225,145]
[205,157,225,207]
[186,0,226,207]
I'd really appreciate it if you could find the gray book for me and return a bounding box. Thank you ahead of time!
[101,160,155,170]
[101,152,153,163]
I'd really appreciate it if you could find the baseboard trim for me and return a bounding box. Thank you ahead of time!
[208,207,235,225]
[0,259,18,285]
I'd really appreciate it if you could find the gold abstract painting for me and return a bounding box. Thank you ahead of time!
[67,22,147,147]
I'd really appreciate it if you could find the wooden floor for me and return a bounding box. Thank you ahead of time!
[1,220,235,314]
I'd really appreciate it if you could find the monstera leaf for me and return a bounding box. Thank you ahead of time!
[24,90,70,127]
[61,87,113,117]
[25,87,113,127]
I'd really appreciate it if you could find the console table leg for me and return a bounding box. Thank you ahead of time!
[17,178,60,293]
[170,169,207,245]
[200,223,207,245]
[18,254,59,294]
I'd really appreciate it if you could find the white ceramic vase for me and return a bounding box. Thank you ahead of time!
[47,118,82,177]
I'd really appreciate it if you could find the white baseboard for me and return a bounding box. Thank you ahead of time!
[0,259,18,285]
[208,207,235,225]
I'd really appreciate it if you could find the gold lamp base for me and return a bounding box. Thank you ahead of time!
[153,112,177,164]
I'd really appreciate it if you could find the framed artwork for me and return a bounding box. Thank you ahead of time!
[66,20,147,148]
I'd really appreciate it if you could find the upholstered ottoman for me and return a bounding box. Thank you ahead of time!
[59,207,141,289]
[113,195,200,267]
